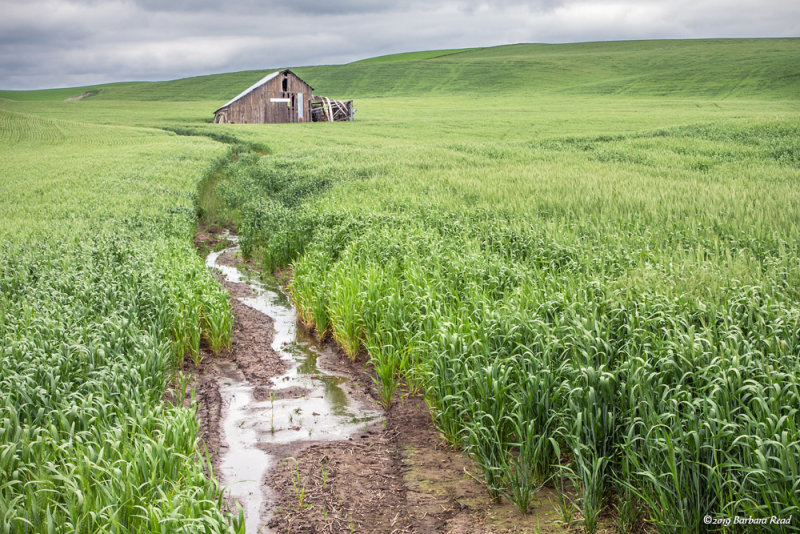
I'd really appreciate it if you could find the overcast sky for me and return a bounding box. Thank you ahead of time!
[1,0,797,90]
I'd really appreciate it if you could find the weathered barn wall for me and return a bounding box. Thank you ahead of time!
[214,70,313,124]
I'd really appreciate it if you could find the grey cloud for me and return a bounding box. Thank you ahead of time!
[0,26,88,47]
[124,0,408,15]
[60,0,569,16]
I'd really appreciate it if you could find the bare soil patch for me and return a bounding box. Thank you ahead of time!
[63,90,99,101]
[266,357,564,534]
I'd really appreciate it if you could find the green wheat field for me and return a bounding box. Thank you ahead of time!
[1,38,799,533]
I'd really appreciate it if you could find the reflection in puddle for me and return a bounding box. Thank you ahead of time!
[217,372,273,534]
[206,237,381,533]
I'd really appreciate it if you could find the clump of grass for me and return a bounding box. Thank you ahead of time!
[327,263,364,360]
[366,331,402,408]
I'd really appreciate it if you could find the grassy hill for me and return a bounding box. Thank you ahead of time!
[349,47,480,63]
[2,38,798,105]
[299,38,800,99]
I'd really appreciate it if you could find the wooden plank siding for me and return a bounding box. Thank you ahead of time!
[214,70,313,124]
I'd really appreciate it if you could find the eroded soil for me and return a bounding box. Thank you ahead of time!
[265,359,564,534]
[191,227,568,533]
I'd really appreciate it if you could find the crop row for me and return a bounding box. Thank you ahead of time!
[0,112,239,533]
[0,227,236,533]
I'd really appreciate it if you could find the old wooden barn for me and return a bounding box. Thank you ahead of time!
[213,69,356,124]
[213,69,313,124]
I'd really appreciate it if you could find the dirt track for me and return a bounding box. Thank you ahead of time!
[191,227,564,533]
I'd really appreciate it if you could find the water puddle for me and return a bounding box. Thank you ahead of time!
[206,237,381,533]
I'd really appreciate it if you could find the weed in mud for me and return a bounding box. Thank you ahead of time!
[269,391,277,434]
[321,459,329,488]
[284,457,313,511]
[553,473,576,528]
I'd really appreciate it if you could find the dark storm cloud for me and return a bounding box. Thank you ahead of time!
[0,0,797,90]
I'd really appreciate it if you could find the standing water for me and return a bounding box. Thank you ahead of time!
[205,237,381,533]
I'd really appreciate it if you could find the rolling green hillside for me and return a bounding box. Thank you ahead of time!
[297,38,800,98]
[2,38,797,105]
[350,47,480,63]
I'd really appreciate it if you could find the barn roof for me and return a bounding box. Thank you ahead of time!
[214,69,313,113]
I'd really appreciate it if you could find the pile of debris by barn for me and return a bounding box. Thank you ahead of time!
[311,96,355,122]
[213,69,355,124]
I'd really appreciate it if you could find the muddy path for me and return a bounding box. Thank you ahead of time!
[192,227,565,534]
